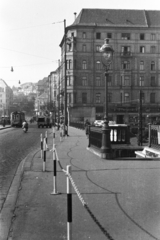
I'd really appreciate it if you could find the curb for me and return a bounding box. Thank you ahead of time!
[0,158,26,240]
[0,126,12,131]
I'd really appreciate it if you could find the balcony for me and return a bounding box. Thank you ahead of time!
[120,51,132,57]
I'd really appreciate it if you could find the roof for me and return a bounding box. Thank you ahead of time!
[37,92,48,99]
[37,77,48,86]
[70,9,160,28]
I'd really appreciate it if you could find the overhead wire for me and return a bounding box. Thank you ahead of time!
[0,20,63,69]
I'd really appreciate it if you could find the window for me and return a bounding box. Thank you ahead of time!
[82,93,87,104]
[95,93,101,103]
[140,46,145,53]
[150,93,155,103]
[121,33,130,40]
[140,33,145,40]
[124,76,130,86]
[121,46,131,56]
[67,76,71,86]
[151,61,155,71]
[151,46,156,53]
[96,77,101,86]
[140,61,144,70]
[124,93,129,102]
[67,60,72,69]
[82,44,86,52]
[96,32,101,39]
[0,87,4,92]
[96,61,101,70]
[108,92,112,102]
[74,92,77,104]
[139,76,144,86]
[67,93,72,104]
[67,43,72,52]
[82,76,87,86]
[151,76,156,86]
[96,45,101,52]
[83,32,86,39]
[107,33,112,39]
[82,60,87,70]
[71,32,74,37]
[151,33,156,41]
[121,60,130,70]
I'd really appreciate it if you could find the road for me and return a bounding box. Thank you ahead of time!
[0,123,51,212]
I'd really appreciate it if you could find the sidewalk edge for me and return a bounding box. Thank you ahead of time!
[0,158,26,240]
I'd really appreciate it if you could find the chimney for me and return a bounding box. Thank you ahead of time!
[74,12,77,20]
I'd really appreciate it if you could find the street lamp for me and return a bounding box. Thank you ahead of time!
[100,38,114,159]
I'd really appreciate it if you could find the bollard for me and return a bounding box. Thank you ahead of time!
[45,131,48,150]
[53,127,55,144]
[43,138,47,172]
[40,133,43,159]
[50,143,60,195]
[66,165,72,240]
[45,130,47,144]
[60,126,63,142]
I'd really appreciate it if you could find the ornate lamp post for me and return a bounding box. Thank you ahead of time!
[100,38,114,159]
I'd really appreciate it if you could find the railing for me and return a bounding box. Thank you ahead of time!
[149,124,160,150]
[70,121,84,130]
[120,51,132,57]
[88,125,130,149]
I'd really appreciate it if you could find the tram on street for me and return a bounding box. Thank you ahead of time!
[10,111,25,127]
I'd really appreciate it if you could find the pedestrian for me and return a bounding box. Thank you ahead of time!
[3,118,6,127]
[85,119,90,136]
[22,120,29,131]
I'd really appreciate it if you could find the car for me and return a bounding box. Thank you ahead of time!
[93,120,104,127]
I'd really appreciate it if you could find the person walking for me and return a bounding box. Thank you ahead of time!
[3,118,6,127]
[85,119,90,137]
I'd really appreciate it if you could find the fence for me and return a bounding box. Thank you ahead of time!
[88,125,130,149]
[149,124,160,150]
[70,121,84,130]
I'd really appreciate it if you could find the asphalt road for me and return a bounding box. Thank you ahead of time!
[0,123,51,212]
[5,126,160,240]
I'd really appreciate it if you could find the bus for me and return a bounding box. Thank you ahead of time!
[10,111,25,127]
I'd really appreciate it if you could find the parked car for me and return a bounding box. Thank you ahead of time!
[93,120,105,127]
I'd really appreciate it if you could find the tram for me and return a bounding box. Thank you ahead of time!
[10,111,25,127]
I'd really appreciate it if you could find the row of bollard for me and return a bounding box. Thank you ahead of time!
[40,126,64,170]
[40,127,113,240]
[40,127,72,240]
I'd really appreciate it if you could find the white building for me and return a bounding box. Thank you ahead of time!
[0,79,13,116]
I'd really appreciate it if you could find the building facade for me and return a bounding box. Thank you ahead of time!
[59,9,160,124]
[0,79,13,116]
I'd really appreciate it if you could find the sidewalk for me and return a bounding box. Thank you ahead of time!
[0,127,160,240]
[0,125,11,130]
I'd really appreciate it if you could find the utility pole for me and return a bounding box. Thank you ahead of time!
[64,19,68,136]
[57,60,60,130]
[138,90,143,146]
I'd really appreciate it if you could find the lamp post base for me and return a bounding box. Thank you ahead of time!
[101,123,113,159]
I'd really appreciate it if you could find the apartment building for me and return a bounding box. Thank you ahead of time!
[59,9,160,124]
[0,79,13,116]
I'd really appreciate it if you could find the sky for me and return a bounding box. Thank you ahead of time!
[0,0,159,88]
